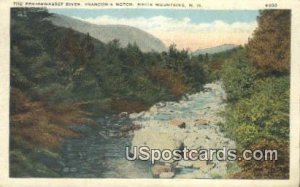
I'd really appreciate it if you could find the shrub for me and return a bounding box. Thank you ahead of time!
[237,138,289,179]
[221,58,256,101]
[222,75,289,149]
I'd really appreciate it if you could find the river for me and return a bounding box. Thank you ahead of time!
[58,82,236,178]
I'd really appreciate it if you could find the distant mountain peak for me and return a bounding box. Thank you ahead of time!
[193,44,239,55]
[49,14,167,53]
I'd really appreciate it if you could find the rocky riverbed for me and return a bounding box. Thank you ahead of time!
[59,81,236,178]
[129,81,236,178]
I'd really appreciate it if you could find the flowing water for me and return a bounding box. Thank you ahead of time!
[58,82,231,178]
[59,116,152,178]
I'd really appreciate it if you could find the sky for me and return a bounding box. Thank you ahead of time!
[49,9,259,50]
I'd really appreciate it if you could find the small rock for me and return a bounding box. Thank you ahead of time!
[194,119,209,126]
[120,124,141,133]
[129,112,145,119]
[159,172,175,178]
[156,102,166,108]
[151,164,172,177]
[164,162,172,167]
[118,112,128,118]
[178,160,193,168]
[170,119,186,128]
[192,160,207,169]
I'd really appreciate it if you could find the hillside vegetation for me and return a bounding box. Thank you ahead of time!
[10,8,206,176]
[216,10,289,179]
[10,8,290,179]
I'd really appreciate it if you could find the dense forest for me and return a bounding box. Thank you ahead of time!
[10,8,207,176]
[10,8,290,179]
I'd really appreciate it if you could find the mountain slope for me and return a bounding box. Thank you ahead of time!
[193,44,239,55]
[50,14,167,53]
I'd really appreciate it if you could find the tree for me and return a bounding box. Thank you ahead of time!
[221,57,256,101]
[247,10,290,75]
[204,53,209,63]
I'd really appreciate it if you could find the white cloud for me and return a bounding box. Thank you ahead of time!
[73,15,257,50]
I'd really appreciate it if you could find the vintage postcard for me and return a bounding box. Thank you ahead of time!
[0,0,299,186]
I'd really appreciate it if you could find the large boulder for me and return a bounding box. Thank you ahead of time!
[131,127,182,157]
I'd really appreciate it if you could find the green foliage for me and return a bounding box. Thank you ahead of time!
[217,11,290,178]
[218,46,289,178]
[10,8,207,177]
[247,10,290,75]
[11,8,206,113]
[199,46,244,82]
[221,60,289,178]
[222,75,289,146]
[11,8,290,179]
[10,136,61,177]
[226,161,241,178]
[221,51,257,101]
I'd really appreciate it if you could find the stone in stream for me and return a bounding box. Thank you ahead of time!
[120,124,142,133]
[177,160,193,168]
[118,112,128,118]
[194,118,209,126]
[119,124,142,137]
[192,161,216,173]
[155,102,167,108]
[192,160,207,169]
[159,172,175,178]
[130,127,183,159]
[151,164,172,177]
[175,169,211,179]
[129,111,145,119]
[170,119,186,128]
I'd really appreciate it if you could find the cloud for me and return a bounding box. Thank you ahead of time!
[73,15,257,50]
